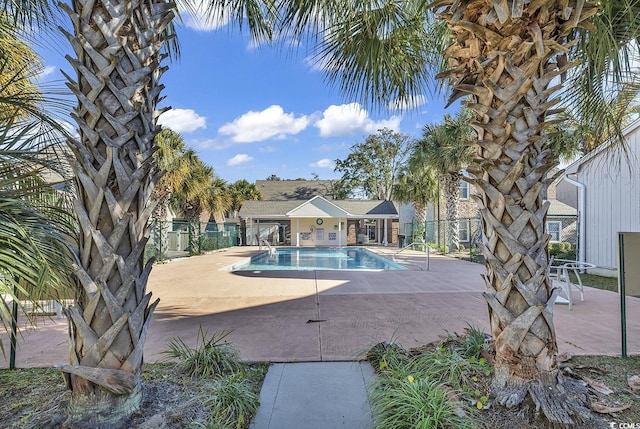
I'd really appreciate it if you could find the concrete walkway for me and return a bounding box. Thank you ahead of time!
[250,361,375,429]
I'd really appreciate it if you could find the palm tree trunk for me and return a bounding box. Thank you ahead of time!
[152,189,172,261]
[60,0,175,425]
[414,202,427,226]
[441,172,461,252]
[435,0,598,425]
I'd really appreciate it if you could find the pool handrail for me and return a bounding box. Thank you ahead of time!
[393,242,430,271]
[258,239,276,256]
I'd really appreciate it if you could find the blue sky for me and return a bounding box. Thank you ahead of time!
[37,7,460,185]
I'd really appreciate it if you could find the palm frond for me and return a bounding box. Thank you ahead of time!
[277,0,448,112]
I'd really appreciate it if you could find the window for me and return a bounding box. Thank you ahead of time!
[546,221,562,242]
[458,219,470,243]
[459,181,469,200]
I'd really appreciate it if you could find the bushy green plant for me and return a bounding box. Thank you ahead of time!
[427,242,450,253]
[369,376,475,429]
[367,342,409,372]
[162,327,242,378]
[407,345,489,391]
[196,378,259,429]
[367,326,494,428]
[549,242,576,260]
[455,324,490,359]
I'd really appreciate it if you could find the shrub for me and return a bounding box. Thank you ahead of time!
[549,242,576,260]
[367,326,493,428]
[162,327,242,378]
[197,378,260,429]
[369,373,475,429]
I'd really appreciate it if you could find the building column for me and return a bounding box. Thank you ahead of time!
[295,218,300,247]
[338,217,342,246]
[256,219,260,246]
[384,218,388,246]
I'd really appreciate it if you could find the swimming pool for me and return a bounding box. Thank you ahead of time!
[230,247,406,271]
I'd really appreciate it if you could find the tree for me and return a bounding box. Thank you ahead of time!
[415,109,474,252]
[58,0,178,425]
[0,11,76,368]
[275,0,640,425]
[0,15,45,121]
[228,179,261,218]
[171,155,231,253]
[432,4,640,422]
[152,129,199,261]
[334,128,411,200]
[392,160,439,244]
[0,69,76,356]
[5,0,273,425]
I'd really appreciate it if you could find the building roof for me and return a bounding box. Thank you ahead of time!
[548,199,577,217]
[255,180,336,200]
[239,197,398,218]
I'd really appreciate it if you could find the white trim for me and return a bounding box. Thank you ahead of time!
[546,220,562,242]
[564,117,640,174]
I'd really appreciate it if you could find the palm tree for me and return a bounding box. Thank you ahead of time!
[228,179,262,219]
[171,155,231,254]
[56,0,179,425]
[5,0,272,424]
[272,0,640,424]
[415,109,474,252]
[0,15,76,361]
[392,160,439,245]
[0,100,77,357]
[152,129,198,261]
[431,4,640,422]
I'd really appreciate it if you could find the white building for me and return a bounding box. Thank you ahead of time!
[562,119,640,276]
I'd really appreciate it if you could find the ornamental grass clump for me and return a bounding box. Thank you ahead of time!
[369,376,474,429]
[194,377,260,429]
[160,327,265,428]
[162,327,242,378]
[368,327,493,428]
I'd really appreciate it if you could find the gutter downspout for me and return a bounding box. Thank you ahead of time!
[563,173,586,265]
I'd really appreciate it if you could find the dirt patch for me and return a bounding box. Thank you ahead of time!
[471,354,640,428]
[0,363,268,428]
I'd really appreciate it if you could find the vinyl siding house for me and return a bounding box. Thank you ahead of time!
[561,118,640,276]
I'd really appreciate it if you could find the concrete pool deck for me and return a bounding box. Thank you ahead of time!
[2,245,639,368]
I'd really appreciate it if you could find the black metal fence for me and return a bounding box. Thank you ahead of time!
[145,220,239,262]
[401,216,578,263]
[401,217,482,252]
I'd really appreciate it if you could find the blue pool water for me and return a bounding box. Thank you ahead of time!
[231,247,406,271]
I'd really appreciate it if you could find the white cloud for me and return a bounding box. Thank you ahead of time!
[158,108,206,134]
[314,103,401,137]
[388,94,427,111]
[218,105,309,143]
[310,158,334,169]
[36,65,57,80]
[304,54,328,72]
[177,1,230,31]
[227,154,253,166]
[260,146,276,153]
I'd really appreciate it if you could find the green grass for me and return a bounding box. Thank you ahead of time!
[570,272,618,292]
[568,355,640,424]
